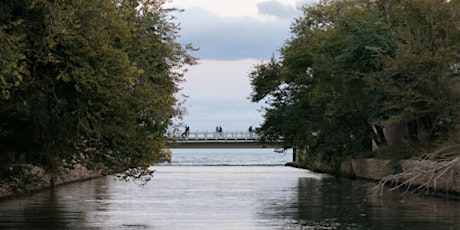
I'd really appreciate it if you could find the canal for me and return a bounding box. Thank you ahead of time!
[0,149,458,229]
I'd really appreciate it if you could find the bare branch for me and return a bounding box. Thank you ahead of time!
[372,157,460,196]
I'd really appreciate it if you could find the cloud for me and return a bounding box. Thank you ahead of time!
[163,1,306,131]
[178,59,266,131]
[173,7,296,60]
[181,59,259,100]
[257,0,298,19]
[182,98,264,132]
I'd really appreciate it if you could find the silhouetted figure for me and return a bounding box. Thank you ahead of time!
[182,126,190,138]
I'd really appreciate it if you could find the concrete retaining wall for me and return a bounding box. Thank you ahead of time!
[0,164,101,199]
[339,158,460,194]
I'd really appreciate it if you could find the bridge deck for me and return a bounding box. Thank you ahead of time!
[166,131,281,148]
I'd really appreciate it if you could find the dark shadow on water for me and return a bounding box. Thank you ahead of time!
[293,177,459,230]
[0,177,112,230]
[256,176,460,230]
[22,190,74,229]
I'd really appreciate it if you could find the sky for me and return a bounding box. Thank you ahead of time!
[165,0,313,133]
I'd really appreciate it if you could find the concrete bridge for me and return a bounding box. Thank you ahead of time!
[166,131,282,149]
[165,131,298,164]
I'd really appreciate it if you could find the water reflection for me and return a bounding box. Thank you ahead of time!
[0,177,113,229]
[22,190,70,229]
[0,166,459,230]
[294,177,459,230]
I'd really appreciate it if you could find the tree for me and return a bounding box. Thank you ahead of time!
[368,0,460,140]
[250,0,378,169]
[0,0,196,187]
[249,0,460,170]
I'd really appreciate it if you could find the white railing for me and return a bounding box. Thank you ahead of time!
[166,131,259,142]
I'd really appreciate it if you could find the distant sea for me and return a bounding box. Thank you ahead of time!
[160,148,293,166]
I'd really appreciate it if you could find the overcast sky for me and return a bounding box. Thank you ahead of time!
[165,0,312,133]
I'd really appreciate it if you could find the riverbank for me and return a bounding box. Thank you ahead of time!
[4,155,459,200]
[0,164,101,200]
[344,158,459,197]
[293,157,460,198]
[1,150,173,200]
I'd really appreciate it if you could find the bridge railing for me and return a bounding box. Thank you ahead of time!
[166,131,259,142]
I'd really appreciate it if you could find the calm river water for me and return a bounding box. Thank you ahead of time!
[0,149,459,229]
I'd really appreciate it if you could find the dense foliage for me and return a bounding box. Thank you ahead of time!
[250,0,460,169]
[0,0,196,185]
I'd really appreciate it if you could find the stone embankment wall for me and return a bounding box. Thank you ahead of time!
[1,150,172,200]
[0,164,101,199]
[339,158,460,194]
[294,147,459,195]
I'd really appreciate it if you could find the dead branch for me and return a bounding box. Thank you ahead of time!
[372,157,460,196]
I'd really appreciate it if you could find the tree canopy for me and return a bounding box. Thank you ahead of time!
[250,0,460,168]
[0,0,196,186]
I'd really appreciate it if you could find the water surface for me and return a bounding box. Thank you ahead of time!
[0,149,458,229]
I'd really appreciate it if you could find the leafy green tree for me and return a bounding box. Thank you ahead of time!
[251,0,376,168]
[0,0,196,186]
[250,0,460,170]
[367,0,460,140]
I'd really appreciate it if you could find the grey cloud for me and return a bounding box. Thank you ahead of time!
[257,0,298,19]
[172,7,296,60]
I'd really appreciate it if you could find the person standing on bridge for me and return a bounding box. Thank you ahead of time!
[249,126,254,137]
[182,126,190,138]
